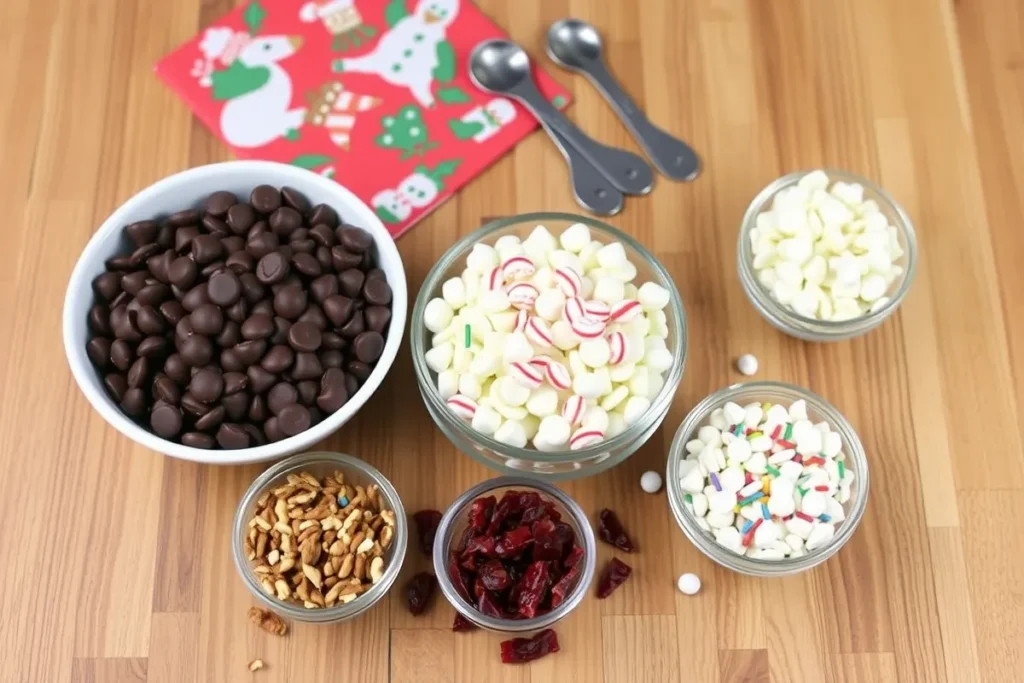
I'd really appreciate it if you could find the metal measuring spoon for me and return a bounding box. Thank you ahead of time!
[470,39,653,199]
[547,19,701,181]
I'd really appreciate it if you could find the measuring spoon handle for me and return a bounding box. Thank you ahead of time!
[538,117,624,216]
[584,61,701,181]
[514,83,654,196]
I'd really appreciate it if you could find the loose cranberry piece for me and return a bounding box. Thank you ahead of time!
[550,562,581,608]
[596,557,632,599]
[447,551,472,602]
[460,534,497,559]
[598,508,636,552]
[564,545,585,569]
[468,494,496,531]
[517,561,551,619]
[495,525,534,558]
[500,629,561,664]
[413,509,443,556]
[452,613,476,632]
[405,571,437,615]
[478,558,511,591]
[477,590,504,618]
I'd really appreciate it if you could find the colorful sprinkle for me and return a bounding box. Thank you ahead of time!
[741,519,754,534]
[761,503,771,520]
[745,471,755,485]
[838,461,846,479]
[338,495,349,507]
[464,324,471,348]
[777,439,797,449]
[766,464,781,476]
[738,492,763,507]
[747,431,763,440]
[805,456,826,467]
[742,518,763,546]
[710,472,722,491]
[798,486,808,497]
[814,485,829,492]
[770,424,782,440]
[783,423,793,440]
[761,476,771,494]
[684,493,693,503]
[819,514,832,522]
[793,454,803,464]
[795,511,815,522]
[733,423,745,436]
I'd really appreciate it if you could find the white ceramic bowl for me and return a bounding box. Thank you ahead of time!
[63,161,407,465]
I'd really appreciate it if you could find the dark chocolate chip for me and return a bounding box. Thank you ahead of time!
[251,185,282,214]
[288,321,322,352]
[317,368,349,413]
[256,251,290,284]
[269,206,302,238]
[292,352,323,380]
[223,371,248,395]
[339,268,365,298]
[323,296,354,327]
[340,227,373,253]
[310,274,338,304]
[353,330,385,364]
[190,303,224,336]
[136,282,172,306]
[278,404,311,436]
[274,285,308,320]
[319,349,343,369]
[291,239,315,255]
[205,191,237,217]
[364,306,391,334]
[104,373,129,402]
[241,313,274,340]
[309,224,335,247]
[156,224,176,250]
[191,234,224,265]
[238,272,265,304]
[261,345,295,373]
[346,359,371,382]
[271,317,291,345]
[160,301,187,325]
[234,339,268,366]
[363,278,392,306]
[296,380,318,406]
[126,220,159,247]
[246,231,280,260]
[248,394,268,422]
[216,423,250,449]
[137,306,166,335]
[106,255,135,271]
[322,331,345,350]
[89,304,112,336]
[174,316,194,344]
[181,283,210,312]
[331,246,363,271]
[130,243,162,267]
[164,354,189,384]
[220,235,245,254]
[199,260,225,279]
[226,250,255,275]
[292,252,321,277]
[226,299,248,324]
[181,432,215,448]
[345,372,360,397]
[110,339,134,371]
[220,348,244,372]
[175,226,200,253]
[339,310,365,338]
[181,392,211,417]
[137,336,169,358]
[202,216,230,236]
[153,375,181,405]
[147,250,175,284]
[195,405,226,432]
[308,203,338,228]
[189,368,224,403]
[168,209,200,228]
[121,271,149,296]
[208,270,242,307]
[281,186,310,213]
[246,365,277,394]
[217,320,241,348]
[227,203,256,235]
[315,246,333,272]
[222,392,250,421]
[268,382,299,415]
[127,356,150,388]
[251,299,275,317]
[179,335,213,366]
[151,403,183,439]
[87,337,112,369]
[264,416,285,442]
[120,389,148,417]
[92,271,122,302]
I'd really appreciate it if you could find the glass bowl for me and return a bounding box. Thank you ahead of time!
[411,212,687,479]
[432,477,597,632]
[737,169,917,341]
[666,382,869,576]
[232,451,408,623]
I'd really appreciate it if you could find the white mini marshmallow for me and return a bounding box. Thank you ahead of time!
[593,276,625,304]
[578,337,611,368]
[466,243,499,272]
[424,343,453,373]
[534,288,565,321]
[477,288,510,314]
[622,396,650,425]
[596,242,628,269]
[581,405,609,432]
[637,282,671,311]
[437,370,458,399]
[573,372,604,400]
[538,415,571,446]
[501,331,534,365]
[458,373,483,400]
[600,385,630,412]
[441,277,467,309]
[644,346,674,372]
[495,376,531,407]
[423,298,454,333]
[493,234,522,257]
[471,404,502,435]
[526,386,559,417]
[559,222,592,252]
[493,419,528,448]
[551,320,580,351]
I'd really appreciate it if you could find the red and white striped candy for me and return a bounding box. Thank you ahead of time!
[525,316,554,348]
[554,266,582,298]
[546,361,572,390]
[447,395,478,420]
[607,331,628,365]
[529,355,553,372]
[509,361,544,389]
[562,395,586,425]
[514,309,529,332]
[501,255,536,280]
[484,267,504,291]
[570,316,606,340]
[584,300,611,322]
[506,282,539,310]
[563,296,586,323]
[609,299,642,323]
[570,428,605,450]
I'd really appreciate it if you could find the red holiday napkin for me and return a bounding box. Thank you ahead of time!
[156,0,570,238]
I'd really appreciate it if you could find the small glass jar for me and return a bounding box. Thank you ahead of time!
[411,212,687,479]
[737,170,918,341]
[432,477,597,632]
[666,382,869,576]
[232,451,408,623]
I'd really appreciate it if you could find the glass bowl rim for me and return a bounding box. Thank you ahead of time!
[431,475,598,632]
[665,381,871,576]
[411,211,687,464]
[737,168,919,332]
[231,451,409,622]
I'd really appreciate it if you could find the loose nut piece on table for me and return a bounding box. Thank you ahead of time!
[245,471,396,608]
[247,607,288,636]
[248,659,264,672]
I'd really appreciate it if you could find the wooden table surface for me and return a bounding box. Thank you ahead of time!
[3,0,1023,681]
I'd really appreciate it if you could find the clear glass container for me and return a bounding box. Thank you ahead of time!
[737,170,918,341]
[666,382,869,576]
[432,477,597,632]
[232,451,408,623]
[411,212,687,479]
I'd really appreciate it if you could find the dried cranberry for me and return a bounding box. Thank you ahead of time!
[405,571,437,615]
[495,525,534,558]
[564,545,585,569]
[486,490,522,534]
[452,613,476,632]
[598,508,636,552]
[523,498,562,525]
[413,509,443,556]
[531,519,563,562]
[517,560,551,619]
[500,629,561,664]
[460,534,497,559]
[477,590,504,618]
[460,553,479,571]
[596,557,632,599]
[447,551,472,602]
[468,495,496,531]
[455,521,475,553]
[478,558,511,591]
[550,562,581,608]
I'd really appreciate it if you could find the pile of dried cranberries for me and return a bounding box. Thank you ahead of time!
[448,490,584,622]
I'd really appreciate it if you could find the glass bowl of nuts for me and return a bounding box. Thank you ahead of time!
[666,381,869,576]
[232,451,408,623]
[432,477,597,632]
[737,169,918,341]
[411,213,687,479]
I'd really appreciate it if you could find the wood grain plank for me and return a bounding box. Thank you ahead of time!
[147,614,198,683]
[927,529,982,683]
[392,629,456,683]
[824,653,898,683]
[152,462,207,612]
[601,615,680,683]
[70,658,147,683]
[719,649,769,683]
[764,575,827,683]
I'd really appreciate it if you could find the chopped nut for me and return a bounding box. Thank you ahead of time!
[349,531,366,554]
[338,553,354,579]
[248,659,264,672]
[356,537,375,555]
[380,525,394,550]
[302,563,323,590]
[274,579,291,601]
[248,607,288,636]
[369,556,384,584]
[353,553,367,581]
[267,549,280,567]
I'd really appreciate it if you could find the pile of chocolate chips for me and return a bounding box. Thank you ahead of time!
[85,185,393,449]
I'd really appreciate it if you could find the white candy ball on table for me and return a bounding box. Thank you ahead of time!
[677,573,701,595]
[423,298,454,333]
[637,282,671,311]
[736,354,758,376]
[640,470,663,494]
[441,277,467,309]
